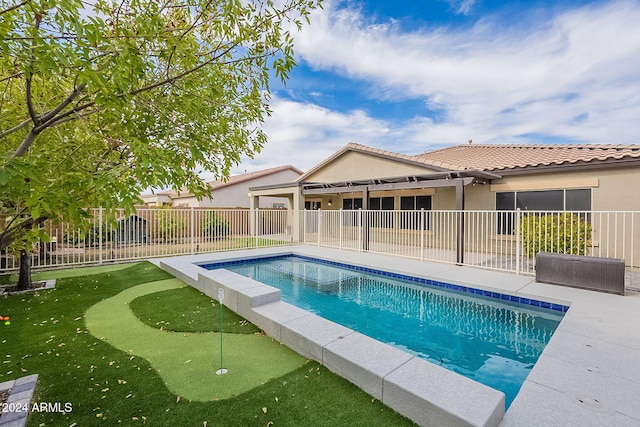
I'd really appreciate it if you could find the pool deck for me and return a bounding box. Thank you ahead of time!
[156,245,640,427]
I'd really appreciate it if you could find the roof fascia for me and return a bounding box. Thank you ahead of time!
[494,158,640,176]
[248,182,302,192]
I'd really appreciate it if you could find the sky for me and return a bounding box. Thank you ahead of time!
[224,0,640,178]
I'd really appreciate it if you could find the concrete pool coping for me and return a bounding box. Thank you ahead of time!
[156,245,640,427]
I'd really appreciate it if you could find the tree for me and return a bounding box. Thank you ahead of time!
[0,0,321,288]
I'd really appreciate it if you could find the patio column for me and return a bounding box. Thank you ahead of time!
[249,193,259,237]
[290,188,304,242]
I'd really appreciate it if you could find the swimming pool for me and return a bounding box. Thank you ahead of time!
[201,254,565,407]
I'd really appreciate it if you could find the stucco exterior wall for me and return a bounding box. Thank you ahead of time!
[303,154,640,212]
[477,166,639,211]
[170,196,214,208]
[590,167,640,211]
[304,151,441,183]
[214,169,301,208]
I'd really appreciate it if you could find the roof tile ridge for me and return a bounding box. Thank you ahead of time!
[414,144,464,156]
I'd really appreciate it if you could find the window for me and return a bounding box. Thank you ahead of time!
[566,189,591,211]
[342,198,363,210]
[496,192,516,234]
[341,198,362,226]
[305,201,322,210]
[369,197,394,228]
[498,189,592,211]
[400,196,432,229]
[496,189,592,234]
[272,203,286,209]
[369,197,394,210]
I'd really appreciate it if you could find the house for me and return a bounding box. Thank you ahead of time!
[248,142,640,265]
[141,165,303,208]
[249,142,640,212]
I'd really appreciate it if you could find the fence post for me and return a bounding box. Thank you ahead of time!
[339,209,343,250]
[190,207,195,255]
[98,207,104,265]
[317,210,322,246]
[358,209,362,252]
[255,209,259,248]
[420,208,425,261]
[515,208,521,275]
[302,210,306,244]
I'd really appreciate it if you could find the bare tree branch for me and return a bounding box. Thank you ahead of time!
[0,118,31,139]
[0,0,31,17]
[11,129,38,158]
[0,71,23,84]
[25,75,38,123]
[37,83,87,129]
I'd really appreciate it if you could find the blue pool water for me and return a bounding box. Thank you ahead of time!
[201,255,565,407]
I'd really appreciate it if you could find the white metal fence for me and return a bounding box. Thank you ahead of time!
[0,208,293,272]
[2,208,639,282]
[301,209,640,278]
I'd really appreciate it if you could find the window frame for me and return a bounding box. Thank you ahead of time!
[496,188,592,234]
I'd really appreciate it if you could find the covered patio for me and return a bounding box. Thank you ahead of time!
[248,169,501,264]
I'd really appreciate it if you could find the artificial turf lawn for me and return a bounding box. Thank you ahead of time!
[85,278,305,400]
[129,285,261,334]
[0,262,416,426]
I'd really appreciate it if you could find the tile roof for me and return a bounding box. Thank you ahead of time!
[142,165,303,199]
[294,142,640,184]
[414,144,640,171]
[207,165,302,190]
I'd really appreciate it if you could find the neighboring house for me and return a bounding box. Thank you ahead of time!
[141,165,303,208]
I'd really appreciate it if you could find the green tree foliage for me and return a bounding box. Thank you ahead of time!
[520,213,593,258]
[0,0,320,239]
[0,0,321,284]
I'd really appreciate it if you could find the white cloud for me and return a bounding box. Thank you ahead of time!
[236,0,640,175]
[232,97,397,174]
[449,0,477,16]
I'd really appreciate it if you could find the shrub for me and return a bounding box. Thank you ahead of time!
[156,208,185,241]
[202,212,230,239]
[63,225,114,245]
[519,212,592,258]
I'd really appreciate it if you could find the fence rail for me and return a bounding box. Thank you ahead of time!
[300,209,640,278]
[0,208,293,272]
[2,208,639,283]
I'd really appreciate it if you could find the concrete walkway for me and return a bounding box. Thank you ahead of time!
[157,246,640,427]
